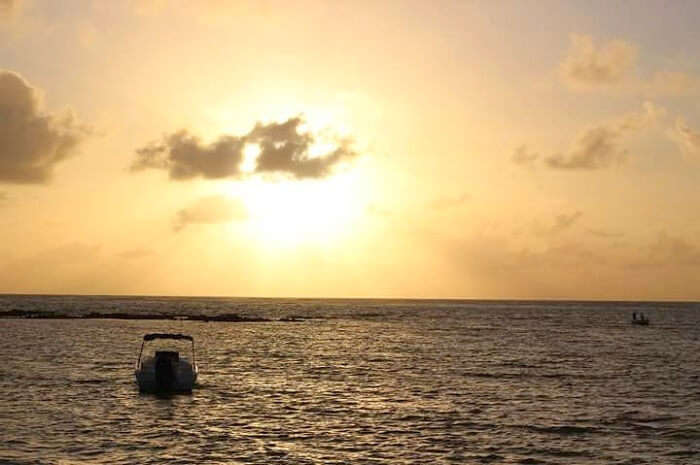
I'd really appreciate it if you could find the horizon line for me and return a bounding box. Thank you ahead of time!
[0,292,698,305]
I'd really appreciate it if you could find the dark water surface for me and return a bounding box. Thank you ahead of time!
[1,296,699,464]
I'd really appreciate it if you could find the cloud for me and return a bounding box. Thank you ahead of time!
[511,145,539,166]
[173,195,247,232]
[132,117,357,181]
[249,118,356,179]
[545,125,626,170]
[560,34,636,87]
[543,102,662,170]
[0,71,90,184]
[532,211,583,236]
[133,130,245,180]
[668,118,700,160]
[550,211,582,234]
[560,34,700,96]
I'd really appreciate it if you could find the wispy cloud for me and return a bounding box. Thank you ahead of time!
[550,211,582,234]
[532,211,583,237]
[561,34,700,96]
[511,145,539,166]
[560,34,636,88]
[514,102,664,170]
[545,125,626,170]
[173,195,247,232]
[668,118,700,160]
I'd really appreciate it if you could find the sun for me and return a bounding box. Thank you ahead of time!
[227,169,367,250]
[212,107,370,249]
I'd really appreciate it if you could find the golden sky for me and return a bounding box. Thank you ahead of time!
[1,0,700,299]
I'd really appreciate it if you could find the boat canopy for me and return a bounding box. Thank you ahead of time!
[143,333,194,342]
[137,333,197,371]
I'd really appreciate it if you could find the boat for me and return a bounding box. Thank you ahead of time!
[135,333,198,393]
[631,314,650,326]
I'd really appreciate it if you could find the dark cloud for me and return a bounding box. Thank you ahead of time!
[511,145,539,166]
[249,118,356,179]
[173,195,247,232]
[132,130,245,180]
[545,125,626,170]
[560,34,636,87]
[133,117,357,181]
[0,71,90,184]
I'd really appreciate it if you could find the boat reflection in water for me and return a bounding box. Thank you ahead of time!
[135,333,198,393]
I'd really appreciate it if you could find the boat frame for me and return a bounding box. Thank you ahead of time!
[135,333,198,392]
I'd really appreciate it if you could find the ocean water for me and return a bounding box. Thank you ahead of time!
[1,296,699,464]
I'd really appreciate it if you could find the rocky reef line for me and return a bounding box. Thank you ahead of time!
[0,309,309,322]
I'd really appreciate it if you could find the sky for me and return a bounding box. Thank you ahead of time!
[1,0,700,300]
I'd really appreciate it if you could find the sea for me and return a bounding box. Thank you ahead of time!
[1,295,699,465]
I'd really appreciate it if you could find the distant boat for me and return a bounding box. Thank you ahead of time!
[631,314,650,326]
[135,333,198,393]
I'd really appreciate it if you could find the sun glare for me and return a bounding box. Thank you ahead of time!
[227,171,366,250]
[208,106,369,250]
[241,143,260,173]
